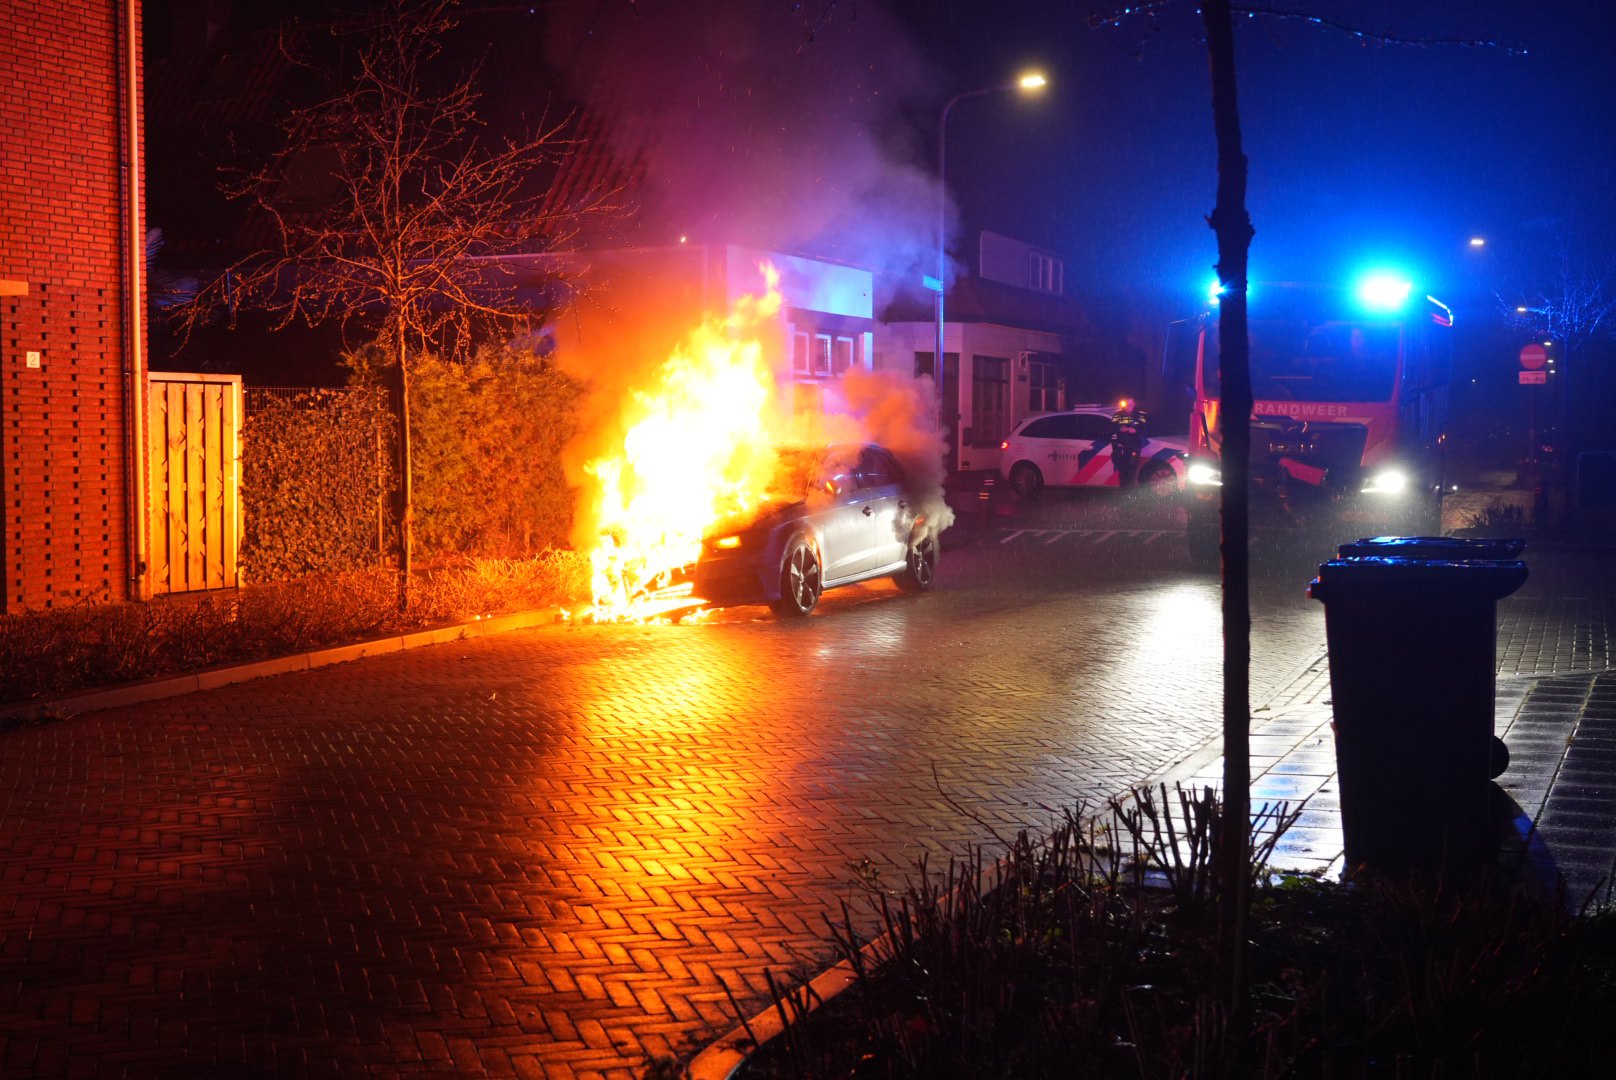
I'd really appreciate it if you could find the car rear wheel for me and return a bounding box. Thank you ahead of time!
[770,538,821,617]
[893,531,938,593]
[1008,462,1043,498]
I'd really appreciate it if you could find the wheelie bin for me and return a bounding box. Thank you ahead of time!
[1309,536,1528,873]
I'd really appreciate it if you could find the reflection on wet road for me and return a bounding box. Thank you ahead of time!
[0,513,1337,1077]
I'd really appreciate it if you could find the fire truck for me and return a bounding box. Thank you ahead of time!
[1166,274,1453,567]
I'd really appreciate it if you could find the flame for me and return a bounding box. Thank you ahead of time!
[571,262,954,623]
[581,265,789,621]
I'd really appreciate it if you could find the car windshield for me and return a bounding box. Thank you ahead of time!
[767,445,857,500]
[1205,320,1402,402]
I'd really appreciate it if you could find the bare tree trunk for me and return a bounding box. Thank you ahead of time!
[1202,0,1255,1023]
[395,318,413,612]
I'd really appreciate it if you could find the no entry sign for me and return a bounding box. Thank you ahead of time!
[1519,343,1548,370]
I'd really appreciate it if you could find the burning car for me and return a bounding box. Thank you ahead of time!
[692,442,938,617]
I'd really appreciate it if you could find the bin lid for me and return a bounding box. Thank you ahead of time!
[1309,555,1529,603]
[1336,535,1525,560]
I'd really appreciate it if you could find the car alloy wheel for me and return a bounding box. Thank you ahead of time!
[894,531,937,593]
[772,538,822,617]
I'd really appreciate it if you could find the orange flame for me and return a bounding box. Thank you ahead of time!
[582,265,789,621]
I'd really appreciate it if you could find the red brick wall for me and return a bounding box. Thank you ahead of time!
[0,0,141,611]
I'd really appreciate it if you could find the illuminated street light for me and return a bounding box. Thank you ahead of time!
[936,70,1048,457]
[1469,237,1486,247]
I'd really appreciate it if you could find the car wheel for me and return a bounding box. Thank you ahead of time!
[1008,462,1043,498]
[1140,462,1179,498]
[770,537,821,617]
[893,530,938,593]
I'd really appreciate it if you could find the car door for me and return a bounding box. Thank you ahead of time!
[1029,412,1112,488]
[807,446,874,585]
[1060,413,1117,487]
[855,446,910,573]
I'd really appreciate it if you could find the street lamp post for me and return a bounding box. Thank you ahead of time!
[935,71,1047,463]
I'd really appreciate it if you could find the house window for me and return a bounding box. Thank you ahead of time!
[1028,252,1063,295]
[971,356,1011,447]
[832,336,855,375]
[814,333,833,375]
[792,331,811,374]
[1028,361,1061,411]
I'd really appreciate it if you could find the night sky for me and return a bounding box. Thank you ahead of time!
[148,0,1616,341]
[903,0,1616,314]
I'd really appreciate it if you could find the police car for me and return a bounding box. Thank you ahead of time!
[998,404,1188,498]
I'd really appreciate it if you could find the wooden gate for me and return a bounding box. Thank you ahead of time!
[147,373,242,595]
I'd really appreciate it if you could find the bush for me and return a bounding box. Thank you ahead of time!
[735,787,1616,1078]
[241,388,389,582]
[347,339,583,561]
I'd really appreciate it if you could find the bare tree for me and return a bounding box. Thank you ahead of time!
[183,0,617,607]
[1095,0,1511,1029]
[1501,227,1616,410]
[1199,0,1254,1025]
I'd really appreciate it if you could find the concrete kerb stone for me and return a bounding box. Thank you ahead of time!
[0,608,560,723]
[689,951,866,1080]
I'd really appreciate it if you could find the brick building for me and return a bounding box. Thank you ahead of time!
[0,0,147,611]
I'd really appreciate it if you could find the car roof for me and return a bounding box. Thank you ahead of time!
[1015,406,1115,425]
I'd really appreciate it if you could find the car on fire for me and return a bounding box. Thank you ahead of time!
[692,443,938,617]
[998,405,1188,498]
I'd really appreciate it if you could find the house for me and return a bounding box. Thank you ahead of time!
[1,0,147,610]
[875,231,1099,474]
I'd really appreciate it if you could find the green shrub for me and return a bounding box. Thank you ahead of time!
[241,388,389,582]
[406,343,583,559]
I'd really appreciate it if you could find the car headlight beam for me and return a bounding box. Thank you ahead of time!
[1186,461,1222,487]
[1361,467,1409,496]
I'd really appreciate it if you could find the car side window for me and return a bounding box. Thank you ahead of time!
[856,447,898,490]
[1019,416,1065,439]
[1071,415,1111,440]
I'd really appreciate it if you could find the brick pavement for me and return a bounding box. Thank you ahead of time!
[0,557,1314,1080]
[2,518,1607,1078]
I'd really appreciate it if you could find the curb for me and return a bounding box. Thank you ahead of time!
[0,608,559,723]
[688,949,872,1080]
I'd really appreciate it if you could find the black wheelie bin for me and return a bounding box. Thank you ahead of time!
[1309,536,1528,873]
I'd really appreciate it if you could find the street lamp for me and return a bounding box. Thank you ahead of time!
[935,69,1048,455]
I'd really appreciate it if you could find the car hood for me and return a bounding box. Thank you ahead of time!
[706,496,808,538]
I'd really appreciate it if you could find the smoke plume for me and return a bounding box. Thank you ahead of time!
[545,0,952,290]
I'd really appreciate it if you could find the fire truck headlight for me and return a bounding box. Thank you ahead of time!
[1361,467,1409,495]
[1187,461,1222,487]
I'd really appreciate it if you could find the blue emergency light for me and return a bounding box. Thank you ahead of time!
[1206,277,1253,306]
[1356,272,1413,311]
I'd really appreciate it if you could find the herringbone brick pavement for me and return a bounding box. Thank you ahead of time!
[0,556,1330,1079]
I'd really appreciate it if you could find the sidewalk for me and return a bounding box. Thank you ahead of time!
[1158,653,1616,904]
